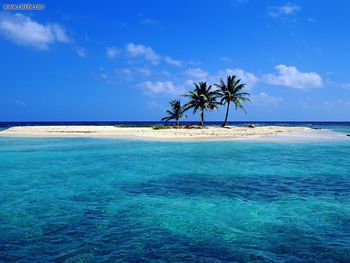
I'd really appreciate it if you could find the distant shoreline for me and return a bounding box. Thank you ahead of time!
[0,125,348,142]
[1,121,350,126]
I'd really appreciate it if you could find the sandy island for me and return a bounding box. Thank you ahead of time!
[1,125,348,142]
[0,125,320,141]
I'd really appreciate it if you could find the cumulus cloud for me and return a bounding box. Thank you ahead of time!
[182,67,258,90]
[220,56,233,63]
[299,99,350,111]
[138,13,161,26]
[0,13,70,50]
[216,65,322,90]
[98,67,153,84]
[115,68,133,81]
[135,67,152,76]
[106,43,181,66]
[230,0,249,7]
[341,83,350,90]
[218,68,258,88]
[15,100,27,106]
[182,65,321,91]
[75,47,86,58]
[251,92,284,107]
[140,17,160,26]
[336,99,350,108]
[268,3,300,18]
[164,56,181,66]
[138,81,185,96]
[263,64,322,90]
[126,43,161,65]
[106,46,121,58]
[185,68,209,79]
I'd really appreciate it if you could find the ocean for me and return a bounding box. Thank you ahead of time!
[0,122,349,262]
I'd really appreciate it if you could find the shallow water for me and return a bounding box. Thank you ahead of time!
[0,137,350,262]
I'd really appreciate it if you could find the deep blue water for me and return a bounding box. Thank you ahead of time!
[0,123,350,262]
[1,121,350,129]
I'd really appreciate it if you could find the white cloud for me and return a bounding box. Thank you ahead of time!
[187,60,201,65]
[341,83,350,90]
[336,99,350,108]
[125,43,161,65]
[183,67,258,90]
[263,64,322,90]
[324,79,350,90]
[216,65,322,90]
[76,47,86,58]
[182,65,321,91]
[299,99,350,110]
[185,67,208,79]
[161,70,171,76]
[138,13,160,26]
[50,24,70,42]
[115,68,133,81]
[164,56,181,67]
[114,67,152,80]
[115,21,127,28]
[140,17,160,26]
[184,79,196,88]
[106,46,121,59]
[107,43,181,66]
[218,68,258,88]
[15,100,27,106]
[220,56,233,63]
[268,3,300,18]
[251,92,284,107]
[230,0,249,7]
[135,67,152,76]
[138,81,185,96]
[0,13,70,50]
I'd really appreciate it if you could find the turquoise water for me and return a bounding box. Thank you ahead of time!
[0,136,350,262]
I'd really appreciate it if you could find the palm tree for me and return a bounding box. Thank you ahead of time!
[215,75,250,127]
[161,100,188,126]
[184,82,220,127]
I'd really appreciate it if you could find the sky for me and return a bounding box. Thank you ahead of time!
[0,0,350,122]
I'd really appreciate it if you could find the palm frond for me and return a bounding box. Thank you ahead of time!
[161,99,189,124]
[214,74,250,116]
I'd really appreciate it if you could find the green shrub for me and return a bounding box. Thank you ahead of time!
[152,125,171,130]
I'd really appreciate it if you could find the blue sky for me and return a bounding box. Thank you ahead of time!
[1,0,350,121]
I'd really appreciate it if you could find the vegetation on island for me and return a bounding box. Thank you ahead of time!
[160,100,187,126]
[161,74,250,127]
[115,124,172,130]
[152,125,172,130]
[215,75,251,127]
[184,82,221,127]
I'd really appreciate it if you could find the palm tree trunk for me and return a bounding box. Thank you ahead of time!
[200,109,204,127]
[222,101,230,127]
[176,118,179,126]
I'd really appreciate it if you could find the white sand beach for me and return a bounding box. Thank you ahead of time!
[0,125,315,140]
[1,125,348,142]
